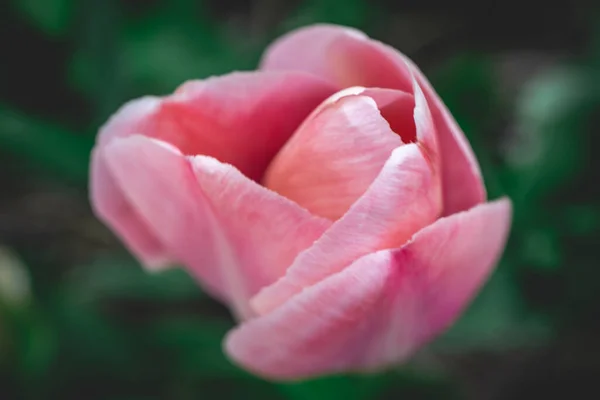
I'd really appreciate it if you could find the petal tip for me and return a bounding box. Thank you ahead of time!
[97,96,162,145]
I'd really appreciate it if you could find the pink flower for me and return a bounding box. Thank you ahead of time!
[90,24,512,380]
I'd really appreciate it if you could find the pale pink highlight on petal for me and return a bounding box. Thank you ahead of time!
[90,148,172,270]
[263,94,405,220]
[253,143,441,315]
[409,77,438,161]
[102,135,227,300]
[227,199,512,380]
[260,24,484,213]
[190,156,332,317]
[399,54,486,214]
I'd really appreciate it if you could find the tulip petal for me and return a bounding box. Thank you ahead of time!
[253,143,441,315]
[90,148,173,270]
[102,135,330,319]
[226,198,512,380]
[229,249,397,380]
[398,54,485,215]
[263,93,407,220]
[90,70,334,278]
[97,71,336,181]
[261,25,412,92]
[102,135,226,299]
[261,24,485,214]
[190,155,332,318]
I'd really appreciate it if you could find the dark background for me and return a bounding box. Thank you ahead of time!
[1,0,599,399]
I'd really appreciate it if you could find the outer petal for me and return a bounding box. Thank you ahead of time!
[261,24,485,214]
[90,147,172,269]
[97,71,336,181]
[101,135,330,319]
[263,92,407,220]
[90,71,335,273]
[226,199,512,380]
[190,155,331,318]
[91,99,175,271]
[261,25,412,92]
[102,136,225,298]
[400,54,485,215]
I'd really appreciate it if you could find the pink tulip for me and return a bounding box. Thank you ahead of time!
[90,24,512,380]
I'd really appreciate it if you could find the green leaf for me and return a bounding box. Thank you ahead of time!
[278,369,460,400]
[11,0,74,36]
[67,256,207,303]
[433,267,550,352]
[0,105,93,182]
[520,228,562,271]
[284,0,372,31]
[279,374,388,400]
[70,0,261,110]
[15,312,58,382]
[0,246,32,310]
[146,317,241,378]
[507,66,595,200]
[68,0,125,124]
[52,291,138,374]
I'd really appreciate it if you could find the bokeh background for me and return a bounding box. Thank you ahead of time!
[1,0,599,398]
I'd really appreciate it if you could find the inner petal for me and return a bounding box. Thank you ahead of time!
[261,24,485,214]
[263,90,415,221]
[361,88,417,144]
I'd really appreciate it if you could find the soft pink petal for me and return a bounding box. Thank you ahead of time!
[358,87,419,145]
[261,24,485,214]
[102,135,330,319]
[226,199,512,380]
[97,71,336,181]
[190,155,331,318]
[399,54,486,214]
[253,143,441,315]
[96,96,162,147]
[102,135,226,300]
[263,92,407,220]
[253,82,441,315]
[261,25,412,92]
[228,249,398,380]
[351,85,439,166]
[90,147,172,270]
[90,70,334,278]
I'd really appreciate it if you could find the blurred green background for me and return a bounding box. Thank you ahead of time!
[1,0,599,399]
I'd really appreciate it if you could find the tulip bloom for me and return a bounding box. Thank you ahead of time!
[90,24,512,380]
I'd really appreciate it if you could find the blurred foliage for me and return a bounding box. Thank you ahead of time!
[1,0,600,399]
[11,0,74,36]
